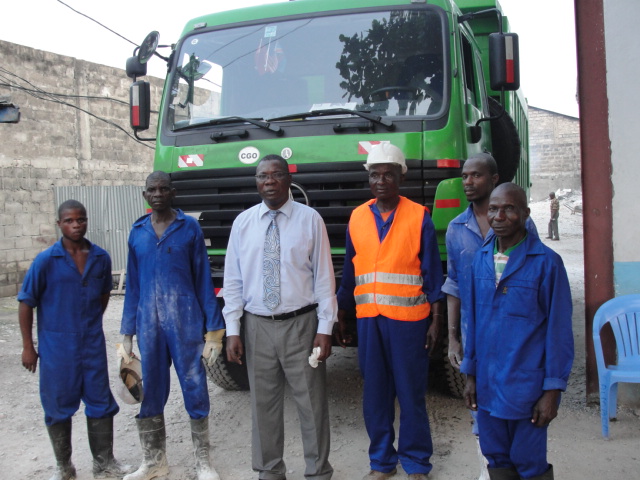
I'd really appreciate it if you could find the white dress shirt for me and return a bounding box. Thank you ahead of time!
[222,198,338,336]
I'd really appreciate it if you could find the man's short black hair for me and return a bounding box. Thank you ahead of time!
[467,152,498,176]
[146,171,173,187]
[493,182,528,209]
[259,154,289,171]
[57,199,86,219]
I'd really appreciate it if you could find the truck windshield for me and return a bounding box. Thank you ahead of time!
[168,8,445,130]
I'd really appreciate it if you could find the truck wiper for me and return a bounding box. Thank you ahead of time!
[173,116,283,135]
[268,108,395,131]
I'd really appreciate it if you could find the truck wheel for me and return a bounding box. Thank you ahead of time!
[488,96,521,183]
[203,354,250,391]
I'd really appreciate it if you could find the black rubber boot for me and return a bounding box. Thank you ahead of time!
[523,465,554,480]
[123,414,169,480]
[488,467,519,480]
[46,420,77,480]
[87,416,134,478]
[190,417,220,480]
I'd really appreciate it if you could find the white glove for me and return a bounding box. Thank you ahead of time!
[203,330,225,366]
[308,346,322,368]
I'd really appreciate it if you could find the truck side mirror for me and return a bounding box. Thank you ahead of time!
[130,81,151,131]
[489,33,520,91]
[126,56,148,80]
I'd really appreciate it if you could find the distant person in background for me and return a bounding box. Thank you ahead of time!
[547,192,560,241]
[18,199,131,480]
[462,183,573,480]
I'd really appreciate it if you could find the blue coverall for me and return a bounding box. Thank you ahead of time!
[460,233,573,479]
[337,203,444,475]
[121,210,224,419]
[18,239,119,426]
[442,205,538,435]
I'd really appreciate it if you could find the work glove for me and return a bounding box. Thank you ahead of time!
[203,329,225,366]
[117,334,134,365]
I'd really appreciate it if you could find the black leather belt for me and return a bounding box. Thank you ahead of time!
[251,303,318,321]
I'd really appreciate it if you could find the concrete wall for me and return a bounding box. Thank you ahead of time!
[0,40,162,297]
[528,106,581,201]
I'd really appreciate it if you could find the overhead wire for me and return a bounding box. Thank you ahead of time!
[0,66,154,149]
[1,1,161,148]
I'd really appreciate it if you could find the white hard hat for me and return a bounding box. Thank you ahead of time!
[115,355,144,405]
[364,143,407,174]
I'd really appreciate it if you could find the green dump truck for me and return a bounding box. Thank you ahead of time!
[126,0,528,395]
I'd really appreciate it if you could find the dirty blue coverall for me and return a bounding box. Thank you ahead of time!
[121,210,223,419]
[460,233,573,478]
[18,239,119,426]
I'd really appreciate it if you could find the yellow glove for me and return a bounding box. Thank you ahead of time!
[203,329,225,366]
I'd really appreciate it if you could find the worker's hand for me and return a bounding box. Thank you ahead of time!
[119,335,134,365]
[123,335,133,355]
[464,375,478,411]
[22,345,38,373]
[313,333,332,362]
[226,335,244,365]
[203,329,225,366]
[333,309,353,348]
[425,315,441,356]
[447,336,463,370]
[531,390,561,427]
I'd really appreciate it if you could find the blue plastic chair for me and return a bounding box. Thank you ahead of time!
[592,294,640,438]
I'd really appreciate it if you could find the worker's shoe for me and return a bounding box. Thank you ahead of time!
[362,468,397,480]
[87,416,134,478]
[47,420,77,480]
[124,415,169,480]
[524,465,554,480]
[408,474,429,480]
[487,467,519,480]
[190,417,220,480]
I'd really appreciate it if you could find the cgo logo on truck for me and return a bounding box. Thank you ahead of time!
[238,146,260,164]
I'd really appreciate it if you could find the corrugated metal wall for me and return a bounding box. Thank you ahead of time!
[53,185,145,272]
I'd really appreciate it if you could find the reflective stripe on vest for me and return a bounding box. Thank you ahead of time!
[350,197,431,321]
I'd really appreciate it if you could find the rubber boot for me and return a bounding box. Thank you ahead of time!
[190,417,220,480]
[123,415,169,480]
[46,420,77,480]
[488,467,519,480]
[523,465,554,480]
[87,416,134,478]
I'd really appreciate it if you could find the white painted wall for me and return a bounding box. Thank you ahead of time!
[604,0,640,294]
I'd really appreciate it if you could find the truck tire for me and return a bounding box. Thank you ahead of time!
[442,343,465,399]
[203,351,250,391]
[488,96,521,184]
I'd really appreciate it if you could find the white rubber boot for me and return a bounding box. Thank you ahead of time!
[191,417,220,480]
[124,415,169,480]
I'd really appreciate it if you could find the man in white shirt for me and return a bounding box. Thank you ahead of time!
[223,154,337,480]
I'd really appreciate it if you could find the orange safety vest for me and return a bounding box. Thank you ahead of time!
[350,196,431,321]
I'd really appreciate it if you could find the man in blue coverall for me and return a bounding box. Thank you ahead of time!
[121,171,225,480]
[19,199,131,480]
[335,143,444,480]
[461,183,573,480]
[443,153,538,480]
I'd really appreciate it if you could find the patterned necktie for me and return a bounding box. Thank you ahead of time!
[263,210,281,310]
